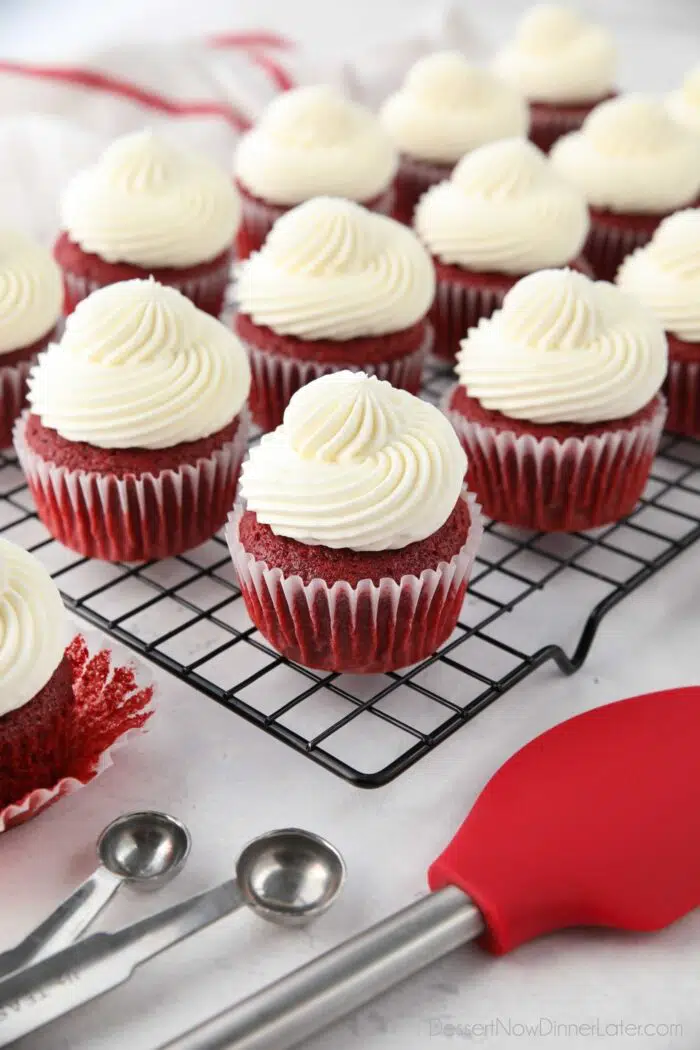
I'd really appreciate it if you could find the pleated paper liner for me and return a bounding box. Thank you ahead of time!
[664,335,700,440]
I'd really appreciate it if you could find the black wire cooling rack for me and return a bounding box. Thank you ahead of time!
[3,361,700,787]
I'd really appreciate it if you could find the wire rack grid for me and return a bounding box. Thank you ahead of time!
[3,362,700,787]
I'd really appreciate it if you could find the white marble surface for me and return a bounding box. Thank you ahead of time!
[0,2,699,1049]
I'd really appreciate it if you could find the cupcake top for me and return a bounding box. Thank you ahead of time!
[550,95,700,215]
[235,197,435,340]
[60,130,241,268]
[0,538,66,717]
[234,85,398,206]
[414,138,589,274]
[667,65,700,134]
[379,51,528,165]
[0,229,62,354]
[617,209,700,343]
[239,371,467,552]
[493,4,616,105]
[28,278,251,450]
[456,268,667,424]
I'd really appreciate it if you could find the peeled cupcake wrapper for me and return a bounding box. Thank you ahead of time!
[0,628,154,833]
[13,409,249,562]
[431,274,512,364]
[0,358,35,449]
[226,489,483,675]
[444,391,667,532]
[665,358,700,439]
[241,325,432,432]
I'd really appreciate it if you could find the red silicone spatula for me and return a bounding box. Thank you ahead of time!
[162,686,700,1050]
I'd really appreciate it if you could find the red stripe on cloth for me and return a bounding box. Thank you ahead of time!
[207,31,293,49]
[0,60,252,130]
[247,50,294,91]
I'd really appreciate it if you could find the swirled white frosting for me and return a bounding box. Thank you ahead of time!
[379,51,529,164]
[0,229,62,354]
[61,130,241,268]
[234,85,397,206]
[240,371,467,551]
[550,94,700,214]
[667,65,700,133]
[28,279,251,449]
[414,138,589,273]
[456,268,667,424]
[0,538,66,717]
[493,4,616,104]
[235,197,435,340]
[617,209,700,342]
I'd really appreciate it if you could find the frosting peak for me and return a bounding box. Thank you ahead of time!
[667,65,700,133]
[414,138,589,273]
[61,129,241,268]
[28,278,251,449]
[550,94,700,214]
[0,539,66,717]
[234,86,397,206]
[456,268,667,424]
[0,229,62,354]
[380,52,528,165]
[236,198,435,340]
[240,371,467,552]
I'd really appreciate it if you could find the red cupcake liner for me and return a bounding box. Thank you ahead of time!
[14,410,249,562]
[0,630,154,833]
[226,490,482,674]
[241,325,431,432]
[584,213,663,283]
[235,182,396,261]
[393,155,453,226]
[664,336,700,438]
[444,388,666,532]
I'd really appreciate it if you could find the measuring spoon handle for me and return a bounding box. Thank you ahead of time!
[0,866,122,978]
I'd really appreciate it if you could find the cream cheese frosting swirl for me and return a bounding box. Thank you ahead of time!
[456,268,667,424]
[61,129,241,268]
[235,197,435,340]
[550,95,700,214]
[414,138,589,273]
[240,371,467,551]
[0,229,62,354]
[617,209,700,342]
[234,85,397,206]
[379,51,528,165]
[0,538,66,717]
[493,4,616,104]
[28,279,251,449]
[667,65,700,134]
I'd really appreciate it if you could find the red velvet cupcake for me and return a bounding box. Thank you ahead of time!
[445,269,668,532]
[0,230,62,447]
[551,95,700,281]
[228,372,482,674]
[233,86,397,261]
[493,5,617,153]
[15,279,250,562]
[380,52,528,226]
[54,130,240,316]
[617,209,700,439]
[234,197,435,431]
[414,139,591,363]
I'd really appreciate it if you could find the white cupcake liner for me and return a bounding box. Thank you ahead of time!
[0,627,155,833]
[444,390,667,532]
[14,409,249,562]
[225,488,483,674]
[665,357,700,438]
[0,357,34,448]
[431,275,510,363]
[585,219,660,283]
[62,261,232,316]
[241,324,432,431]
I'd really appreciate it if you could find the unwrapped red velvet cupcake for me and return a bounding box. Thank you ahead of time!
[667,65,700,135]
[54,130,241,316]
[414,138,590,362]
[233,86,398,260]
[15,279,251,561]
[379,52,528,226]
[234,197,435,431]
[0,230,62,447]
[228,371,482,674]
[550,95,700,281]
[444,269,668,532]
[493,4,617,153]
[617,209,700,439]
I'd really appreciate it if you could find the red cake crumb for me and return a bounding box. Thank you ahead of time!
[0,325,58,369]
[393,156,453,226]
[235,313,427,365]
[529,91,617,153]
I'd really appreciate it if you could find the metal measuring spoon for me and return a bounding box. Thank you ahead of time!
[0,811,190,979]
[0,827,345,1047]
